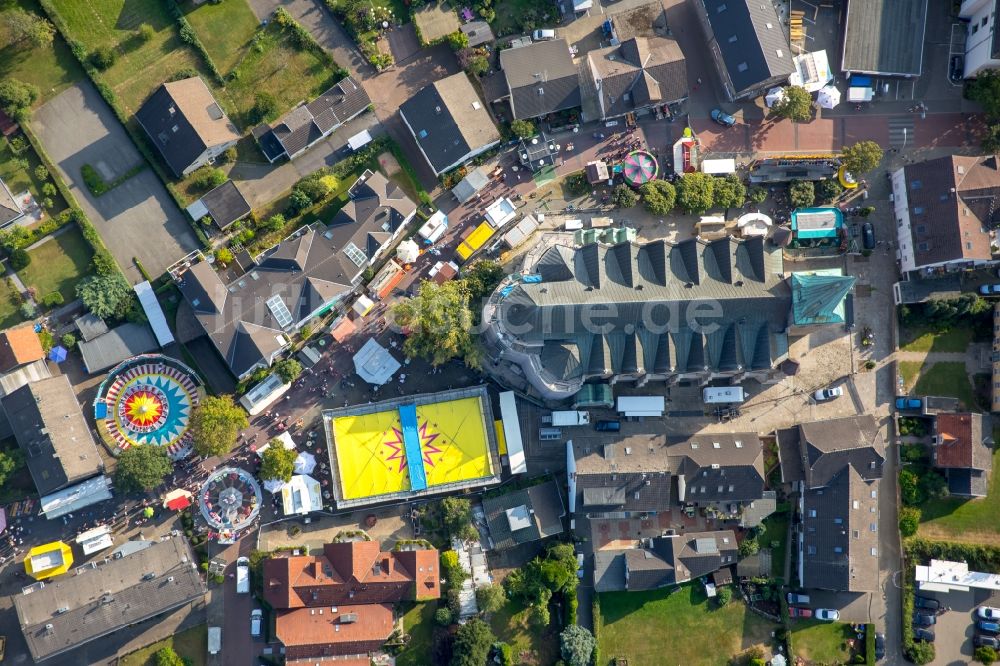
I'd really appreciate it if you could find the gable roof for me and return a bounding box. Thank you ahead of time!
[500,40,582,120]
[0,176,24,226]
[136,77,239,177]
[597,530,738,592]
[332,170,417,233]
[0,324,44,372]
[482,478,566,549]
[842,0,928,76]
[276,603,393,652]
[668,433,765,503]
[934,412,990,471]
[587,37,688,118]
[796,414,884,488]
[400,73,501,174]
[700,0,794,96]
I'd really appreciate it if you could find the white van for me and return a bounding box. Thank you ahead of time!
[207,627,221,655]
[702,386,746,404]
[532,29,556,41]
[250,609,263,637]
[236,556,249,594]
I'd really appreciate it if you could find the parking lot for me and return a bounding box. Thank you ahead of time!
[915,588,1000,665]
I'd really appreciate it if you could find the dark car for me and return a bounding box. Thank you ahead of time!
[861,222,875,250]
[874,633,885,660]
[594,420,621,432]
[950,55,965,82]
[980,621,1000,634]
[913,628,935,642]
[913,612,937,626]
[981,284,1000,296]
[789,607,813,618]
[977,635,1000,648]
[913,596,940,611]
[896,397,923,410]
[711,108,736,127]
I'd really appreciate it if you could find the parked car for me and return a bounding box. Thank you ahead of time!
[980,284,1000,295]
[594,419,621,432]
[913,628,935,642]
[251,609,262,637]
[912,612,937,626]
[711,108,736,127]
[787,592,811,605]
[861,222,875,250]
[895,397,923,410]
[913,596,940,611]
[576,553,584,579]
[980,620,1000,634]
[874,633,885,660]
[532,29,556,41]
[976,635,1000,648]
[950,54,965,82]
[979,607,1000,620]
[815,609,840,622]
[789,607,813,618]
[813,387,844,402]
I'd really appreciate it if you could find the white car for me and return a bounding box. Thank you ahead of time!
[816,608,840,622]
[980,607,1000,620]
[250,609,262,637]
[813,387,844,402]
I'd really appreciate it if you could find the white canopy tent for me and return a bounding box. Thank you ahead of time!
[281,475,322,515]
[816,85,841,109]
[396,239,420,264]
[256,431,295,457]
[353,337,401,385]
[788,50,833,92]
[737,212,773,237]
[263,478,287,494]
[764,87,786,108]
[294,451,317,475]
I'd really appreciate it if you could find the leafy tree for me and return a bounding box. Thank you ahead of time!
[138,23,155,43]
[712,174,746,214]
[907,641,935,665]
[0,449,22,488]
[216,248,234,265]
[841,140,884,175]
[738,537,760,557]
[61,332,76,349]
[1,9,54,48]
[0,78,39,121]
[611,184,639,208]
[447,30,469,50]
[190,395,248,458]
[560,625,595,666]
[899,468,923,506]
[462,260,505,303]
[510,119,535,138]
[34,165,48,181]
[41,292,63,308]
[476,583,506,614]
[260,443,297,482]
[296,175,332,203]
[968,70,1000,118]
[748,185,768,204]
[899,506,921,537]
[154,646,185,666]
[287,189,312,214]
[434,607,453,626]
[115,446,173,493]
[441,550,467,589]
[440,496,478,541]
[985,123,1000,153]
[8,248,29,271]
[450,618,496,666]
[770,85,812,122]
[262,214,286,233]
[250,92,280,124]
[274,358,302,383]
[465,55,489,76]
[815,178,844,203]
[788,180,815,209]
[677,172,715,214]
[392,280,481,369]
[89,46,117,71]
[191,167,226,191]
[639,180,676,215]
[76,273,134,319]
[493,642,514,666]
[716,586,733,606]
[976,646,997,665]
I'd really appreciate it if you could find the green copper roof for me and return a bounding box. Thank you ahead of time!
[791,272,856,325]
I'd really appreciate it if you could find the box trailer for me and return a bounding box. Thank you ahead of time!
[236,556,250,594]
[702,386,746,404]
[547,411,590,426]
[615,396,665,417]
[208,627,221,655]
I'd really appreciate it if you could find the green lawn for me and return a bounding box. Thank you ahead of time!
[119,624,207,666]
[222,21,339,128]
[0,135,69,214]
[49,0,218,114]
[488,597,559,665]
[0,278,25,330]
[900,325,973,353]
[0,0,83,104]
[759,511,789,579]
[396,601,437,666]
[919,446,1000,543]
[598,584,777,666]
[18,225,93,305]
[913,361,976,409]
[899,360,922,391]
[791,620,856,664]
[181,0,260,74]
[489,0,559,37]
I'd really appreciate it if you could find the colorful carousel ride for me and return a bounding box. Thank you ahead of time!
[621,150,659,186]
[198,467,262,543]
[94,354,202,460]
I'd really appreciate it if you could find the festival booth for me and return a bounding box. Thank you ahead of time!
[76,525,114,555]
[672,132,699,175]
[282,475,322,515]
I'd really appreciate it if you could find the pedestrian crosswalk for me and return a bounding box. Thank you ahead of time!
[888,117,915,150]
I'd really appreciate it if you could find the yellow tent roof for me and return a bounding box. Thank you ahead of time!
[25,541,73,580]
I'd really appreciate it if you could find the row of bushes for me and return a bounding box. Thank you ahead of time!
[81,162,145,197]
[162,1,225,84]
[321,0,394,70]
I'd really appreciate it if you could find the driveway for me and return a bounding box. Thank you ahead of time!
[31,82,198,283]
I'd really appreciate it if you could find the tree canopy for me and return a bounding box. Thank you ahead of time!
[770,85,812,122]
[475,583,506,614]
[712,174,746,212]
[788,180,815,209]
[560,625,596,666]
[440,496,478,541]
[274,358,302,384]
[450,618,496,666]
[392,280,481,369]
[639,180,676,215]
[260,443,298,482]
[190,395,248,458]
[76,273,135,320]
[0,449,22,489]
[510,119,535,138]
[0,78,39,122]
[611,184,639,208]
[114,445,173,493]
[463,260,505,303]
[154,647,185,666]
[840,140,884,175]
[676,172,715,214]
[1,9,54,48]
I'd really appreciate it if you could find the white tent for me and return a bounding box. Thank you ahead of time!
[256,431,295,457]
[789,50,833,92]
[737,212,773,237]
[263,478,287,494]
[396,239,420,264]
[294,451,317,475]
[816,85,841,109]
[353,337,401,385]
[282,475,322,515]
[765,87,786,108]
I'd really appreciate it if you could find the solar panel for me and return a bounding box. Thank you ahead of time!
[266,295,293,328]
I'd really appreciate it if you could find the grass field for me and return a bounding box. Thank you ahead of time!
[791,620,856,664]
[49,0,218,114]
[119,624,207,666]
[0,136,69,214]
[0,0,83,105]
[760,511,789,579]
[913,361,976,409]
[489,0,558,37]
[0,279,25,333]
[919,447,1000,543]
[488,597,559,665]
[222,22,338,128]
[18,225,93,304]
[598,584,777,666]
[396,602,437,666]
[900,325,973,353]
[181,0,260,74]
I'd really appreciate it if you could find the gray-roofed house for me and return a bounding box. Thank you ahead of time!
[399,73,501,176]
[2,375,103,497]
[179,172,412,379]
[932,411,993,497]
[0,176,24,227]
[73,313,109,342]
[253,77,371,163]
[482,478,566,550]
[78,322,159,374]
[574,431,673,518]
[15,535,205,662]
[842,0,928,77]
[484,236,851,400]
[696,0,795,101]
[186,180,252,231]
[594,531,737,592]
[497,40,582,120]
[135,77,240,177]
[461,20,495,47]
[586,36,688,120]
[777,415,884,592]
